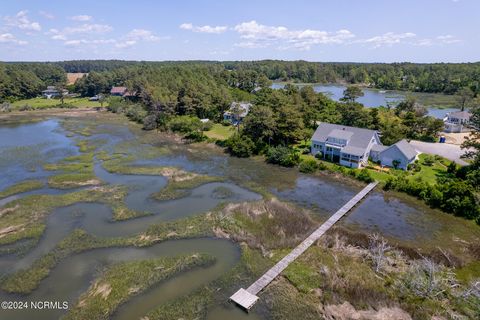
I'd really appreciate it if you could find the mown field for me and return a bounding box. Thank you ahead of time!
[11,97,102,109]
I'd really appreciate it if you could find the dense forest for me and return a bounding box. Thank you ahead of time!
[2,60,479,102]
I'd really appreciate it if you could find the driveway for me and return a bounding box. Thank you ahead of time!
[409,140,469,166]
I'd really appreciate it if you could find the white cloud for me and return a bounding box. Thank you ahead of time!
[116,29,167,48]
[49,23,113,41]
[180,23,227,34]
[4,11,41,31]
[233,21,354,50]
[64,38,116,47]
[436,35,461,44]
[0,33,27,45]
[39,11,55,20]
[70,15,92,22]
[359,32,416,48]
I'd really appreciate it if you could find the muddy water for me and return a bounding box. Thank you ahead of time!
[0,116,461,319]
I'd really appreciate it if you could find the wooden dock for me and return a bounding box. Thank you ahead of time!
[230,182,378,310]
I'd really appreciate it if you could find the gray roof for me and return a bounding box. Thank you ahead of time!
[328,129,354,140]
[312,122,379,151]
[371,144,388,152]
[448,111,471,120]
[342,145,366,156]
[382,139,417,160]
[224,102,251,117]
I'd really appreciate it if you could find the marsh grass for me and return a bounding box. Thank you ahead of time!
[0,186,128,245]
[65,253,215,320]
[1,214,214,294]
[153,175,225,201]
[0,180,44,198]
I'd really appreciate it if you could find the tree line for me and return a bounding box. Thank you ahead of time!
[2,60,480,103]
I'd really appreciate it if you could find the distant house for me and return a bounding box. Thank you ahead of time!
[42,86,68,99]
[370,139,418,170]
[110,86,128,96]
[444,111,472,133]
[311,123,381,168]
[223,102,251,125]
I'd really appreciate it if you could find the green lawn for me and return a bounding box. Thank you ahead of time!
[408,153,452,184]
[11,97,102,109]
[204,123,235,141]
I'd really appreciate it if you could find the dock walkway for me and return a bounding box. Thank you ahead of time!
[230,182,378,310]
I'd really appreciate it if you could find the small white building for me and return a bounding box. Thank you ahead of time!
[311,123,381,168]
[370,140,418,170]
[444,111,472,133]
[42,86,68,99]
[223,102,251,125]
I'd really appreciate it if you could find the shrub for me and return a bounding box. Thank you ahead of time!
[356,168,374,183]
[0,102,11,112]
[317,161,327,170]
[299,159,318,173]
[266,146,300,167]
[423,155,435,166]
[124,105,147,123]
[167,116,202,133]
[447,161,457,174]
[225,133,255,157]
[19,104,33,111]
[143,114,158,130]
[107,97,127,113]
[314,152,323,160]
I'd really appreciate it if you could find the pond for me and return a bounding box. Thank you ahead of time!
[0,115,469,319]
[270,82,459,119]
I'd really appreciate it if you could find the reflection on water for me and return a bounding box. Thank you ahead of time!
[272,176,441,239]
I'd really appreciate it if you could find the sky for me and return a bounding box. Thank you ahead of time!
[0,0,478,62]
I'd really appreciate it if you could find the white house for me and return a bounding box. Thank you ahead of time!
[223,102,251,125]
[370,139,418,170]
[311,123,381,168]
[42,86,68,99]
[444,111,472,133]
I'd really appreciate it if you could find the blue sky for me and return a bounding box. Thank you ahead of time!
[0,0,478,62]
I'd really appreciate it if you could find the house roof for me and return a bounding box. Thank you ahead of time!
[328,129,354,140]
[312,122,379,151]
[448,111,471,120]
[224,102,251,117]
[110,86,128,94]
[342,145,366,156]
[381,139,417,160]
[371,144,388,152]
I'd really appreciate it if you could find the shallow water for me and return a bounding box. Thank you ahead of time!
[0,119,78,189]
[270,83,458,118]
[0,116,461,319]
[0,238,241,320]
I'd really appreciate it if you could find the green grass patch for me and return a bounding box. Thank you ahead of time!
[47,173,100,189]
[204,123,235,141]
[11,97,102,110]
[408,153,451,184]
[65,253,215,320]
[0,180,44,198]
[153,175,224,201]
[455,261,480,284]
